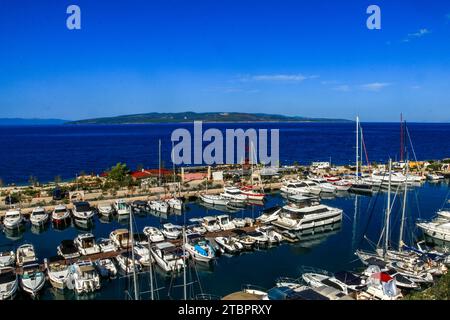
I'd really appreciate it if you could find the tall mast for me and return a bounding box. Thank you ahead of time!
[148,234,154,300]
[172,140,176,183]
[182,226,187,300]
[158,139,162,186]
[250,141,254,186]
[399,160,409,251]
[129,207,139,300]
[400,113,404,163]
[356,116,359,180]
[384,159,392,257]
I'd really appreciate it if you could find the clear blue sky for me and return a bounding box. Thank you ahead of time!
[1,0,449,121]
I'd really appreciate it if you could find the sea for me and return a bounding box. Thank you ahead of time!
[0,122,449,300]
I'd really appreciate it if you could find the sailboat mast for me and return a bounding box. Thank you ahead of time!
[384,159,392,257]
[147,234,154,300]
[356,116,359,180]
[159,139,162,186]
[182,226,187,300]
[399,160,409,251]
[129,207,139,300]
[250,141,254,186]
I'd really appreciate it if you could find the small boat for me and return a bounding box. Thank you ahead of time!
[143,226,165,243]
[131,200,149,213]
[363,266,419,290]
[222,284,269,300]
[246,230,269,246]
[256,206,282,224]
[202,216,221,233]
[148,200,169,213]
[417,219,450,242]
[45,258,70,290]
[426,173,444,181]
[0,250,15,268]
[30,207,49,227]
[150,242,185,273]
[231,218,247,228]
[57,240,81,260]
[184,233,216,262]
[74,233,101,256]
[97,238,117,253]
[161,223,182,240]
[52,205,71,225]
[255,226,283,244]
[20,262,46,297]
[387,261,434,284]
[187,218,208,234]
[97,203,114,217]
[302,271,364,295]
[114,199,130,216]
[134,244,152,266]
[232,230,256,250]
[217,214,235,231]
[221,187,248,201]
[357,267,402,300]
[199,194,229,206]
[109,229,132,249]
[68,260,101,294]
[308,177,337,194]
[166,198,183,211]
[94,258,117,278]
[3,208,23,229]
[16,244,37,266]
[115,252,142,274]
[437,210,450,220]
[332,180,352,191]
[71,201,95,224]
[215,236,244,254]
[0,267,18,300]
[240,186,265,201]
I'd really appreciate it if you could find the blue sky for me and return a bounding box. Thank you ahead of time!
[0,0,450,121]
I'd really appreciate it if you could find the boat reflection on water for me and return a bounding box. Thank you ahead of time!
[31,223,50,235]
[98,214,113,224]
[52,221,71,232]
[3,227,25,241]
[289,222,342,253]
[73,220,95,232]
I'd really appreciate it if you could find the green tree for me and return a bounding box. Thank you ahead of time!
[107,162,131,187]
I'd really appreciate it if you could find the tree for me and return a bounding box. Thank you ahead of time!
[107,162,131,187]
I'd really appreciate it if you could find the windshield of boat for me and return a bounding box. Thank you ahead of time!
[0,270,16,283]
[75,203,91,212]
[6,213,19,218]
[34,211,46,216]
[54,208,67,213]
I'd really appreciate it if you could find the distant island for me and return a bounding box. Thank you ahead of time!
[67,112,352,124]
[0,118,67,125]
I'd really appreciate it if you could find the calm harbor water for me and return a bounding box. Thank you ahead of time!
[1,182,449,300]
[0,122,449,185]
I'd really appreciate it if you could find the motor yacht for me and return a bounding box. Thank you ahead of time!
[20,261,45,297]
[150,242,185,272]
[74,233,101,256]
[143,226,165,242]
[68,260,101,294]
[109,229,132,249]
[0,267,18,300]
[30,207,49,227]
[217,214,235,231]
[16,244,37,266]
[184,233,216,262]
[52,205,71,225]
[161,223,182,239]
[202,216,221,233]
[72,201,95,224]
[3,208,23,229]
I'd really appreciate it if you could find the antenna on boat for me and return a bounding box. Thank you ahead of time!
[399,159,409,252]
[384,159,392,258]
[129,206,139,300]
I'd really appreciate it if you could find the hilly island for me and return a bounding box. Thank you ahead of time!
[67,112,351,124]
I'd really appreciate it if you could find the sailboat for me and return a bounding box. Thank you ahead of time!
[350,117,373,195]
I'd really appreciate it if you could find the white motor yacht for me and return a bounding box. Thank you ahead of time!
[202,216,221,233]
[217,214,235,231]
[114,199,130,215]
[0,250,15,268]
[72,201,95,224]
[0,267,18,300]
[94,258,118,278]
[199,194,229,206]
[16,244,37,266]
[161,223,182,239]
[256,226,283,244]
[150,242,185,273]
[149,200,169,213]
[68,260,101,294]
[74,233,101,256]
[97,238,117,253]
[109,229,132,249]
[167,198,183,211]
[30,207,49,226]
[215,236,244,254]
[3,208,23,229]
[256,206,282,224]
[417,219,450,242]
[143,226,165,242]
[45,259,70,290]
[221,187,247,201]
[20,262,46,297]
[57,240,81,259]
[116,252,142,274]
[97,203,114,217]
[184,233,216,262]
[51,205,71,225]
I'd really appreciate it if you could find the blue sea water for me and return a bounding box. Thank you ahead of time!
[0,122,449,185]
[0,122,449,300]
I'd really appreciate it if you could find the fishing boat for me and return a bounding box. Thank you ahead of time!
[150,242,185,272]
[94,258,117,278]
[143,226,165,243]
[97,238,117,253]
[116,252,142,274]
[166,198,183,211]
[0,250,15,268]
[199,194,229,206]
[30,207,49,226]
[240,186,265,201]
[149,200,169,213]
[68,260,101,294]
[16,244,37,266]
[217,214,235,231]
[202,216,221,233]
[109,229,132,248]
[74,233,101,256]
[3,208,23,229]
[255,226,283,244]
[45,258,70,290]
[52,205,71,225]
[0,267,18,300]
[97,203,114,217]
[72,201,95,224]
[215,236,244,254]
[20,262,46,297]
[113,199,130,216]
[271,203,343,231]
[161,223,182,239]
[184,233,216,262]
[57,240,81,259]
[256,206,282,224]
